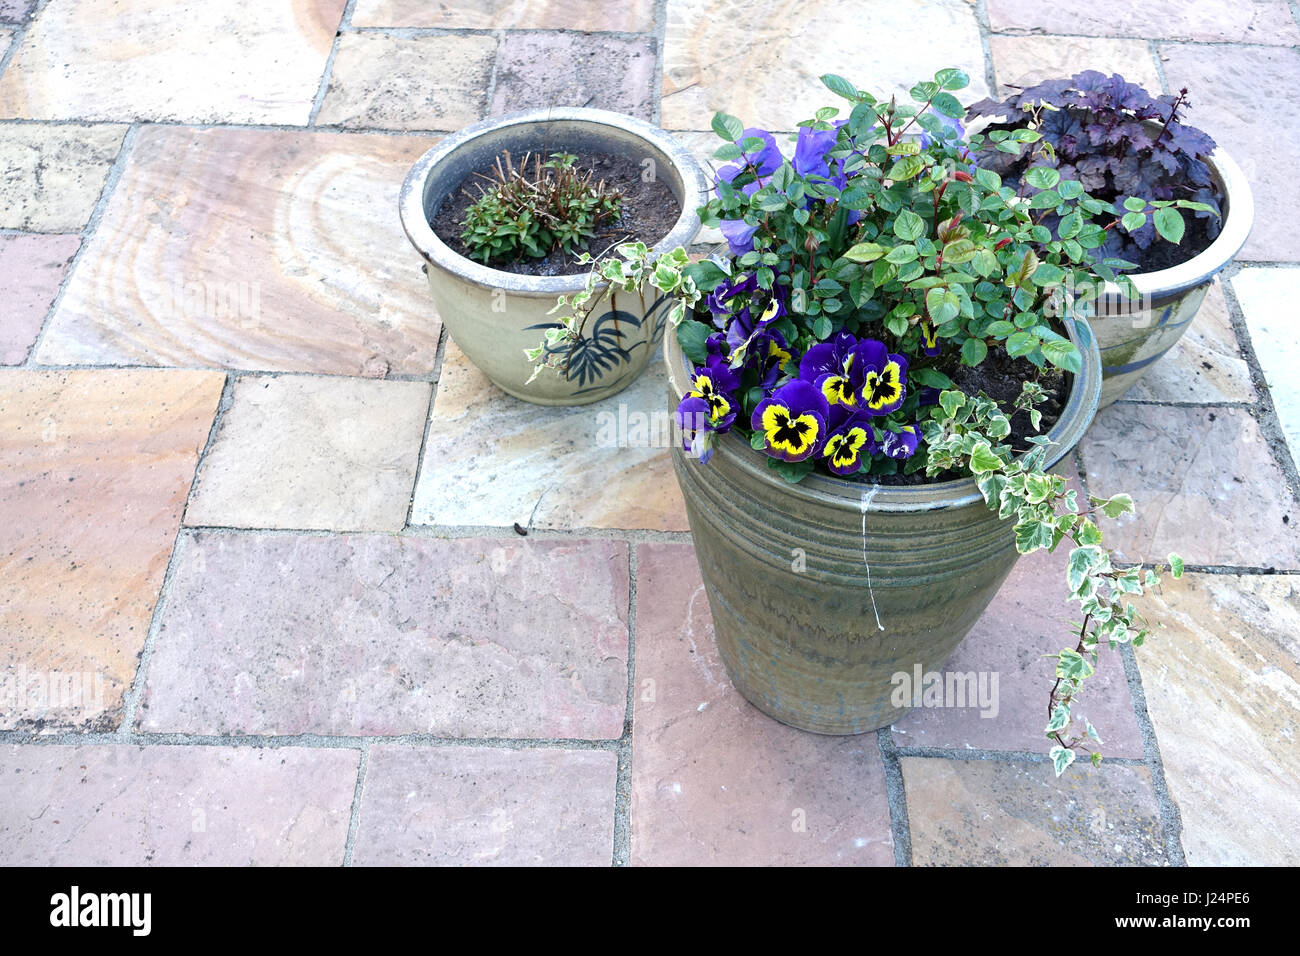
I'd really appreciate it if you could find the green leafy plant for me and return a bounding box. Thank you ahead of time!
[460,150,624,264]
[924,384,1183,774]
[968,72,1221,268]
[523,242,705,383]
[528,70,1191,771]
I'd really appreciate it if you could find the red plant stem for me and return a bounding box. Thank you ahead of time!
[1153,88,1188,149]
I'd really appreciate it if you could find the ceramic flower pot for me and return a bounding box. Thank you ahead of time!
[665,322,1102,734]
[1091,147,1253,407]
[399,108,707,406]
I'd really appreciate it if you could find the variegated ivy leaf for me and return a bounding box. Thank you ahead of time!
[1057,648,1094,681]
[1050,745,1077,777]
[1046,703,1071,734]
[968,441,1003,474]
[1093,493,1135,519]
[1114,568,1143,594]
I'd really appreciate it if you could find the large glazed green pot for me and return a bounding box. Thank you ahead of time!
[400,107,707,406]
[1091,147,1253,408]
[665,323,1102,734]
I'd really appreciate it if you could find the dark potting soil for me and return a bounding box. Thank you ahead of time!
[856,348,1067,487]
[1134,211,1216,272]
[431,148,680,277]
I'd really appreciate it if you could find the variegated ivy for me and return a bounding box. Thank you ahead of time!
[524,242,704,384]
[924,384,1184,775]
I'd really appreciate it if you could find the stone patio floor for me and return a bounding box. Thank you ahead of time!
[0,0,1297,866]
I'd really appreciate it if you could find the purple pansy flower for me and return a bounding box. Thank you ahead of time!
[820,405,878,476]
[879,423,920,460]
[706,273,758,321]
[921,321,941,357]
[751,379,829,463]
[722,128,782,179]
[793,125,840,179]
[725,288,785,354]
[791,122,863,226]
[718,217,761,256]
[675,354,742,464]
[705,331,729,360]
[714,128,781,255]
[857,339,909,416]
[675,394,717,463]
[799,331,875,410]
[753,328,796,390]
[714,164,767,202]
[684,354,741,431]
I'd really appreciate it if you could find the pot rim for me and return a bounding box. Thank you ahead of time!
[398,107,709,297]
[1106,146,1254,299]
[666,319,1102,514]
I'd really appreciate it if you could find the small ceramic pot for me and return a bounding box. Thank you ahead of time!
[400,108,708,405]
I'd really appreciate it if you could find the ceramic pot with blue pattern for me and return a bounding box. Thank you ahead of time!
[399,108,707,406]
[1091,147,1253,407]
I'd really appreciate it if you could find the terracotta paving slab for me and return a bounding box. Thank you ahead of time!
[1159,43,1300,262]
[0,369,224,731]
[34,126,442,375]
[1231,267,1300,466]
[1080,404,1300,569]
[0,233,80,365]
[0,0,346,124]
[352,745,616,865]
[630,542,895,866]
[350,0,656,31]
[315,33,495,131]
[139,533,629,739]
[1135,573,1300,865]
[892,545,1144,758]
[661,0,988,132]
[411,342,687,531]
[0,122,125,231]
[1122,282,1256,405]
[902,757,1167,865]
[0,744,358,865]
[990,35,1162,97]
[185,375,430,533]
[490,33,657,121]
[987,0,1300,44]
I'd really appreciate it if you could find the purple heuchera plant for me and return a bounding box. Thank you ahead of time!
[967,71,1221,263]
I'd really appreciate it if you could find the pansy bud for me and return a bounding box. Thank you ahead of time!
[803,231,820,255]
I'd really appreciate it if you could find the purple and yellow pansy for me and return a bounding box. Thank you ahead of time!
[751,380,829,462]
[858,340,909,416]
[799,331,871,409]
[685,354,741,431]
[820,405,878,476]
[880,423,921,460]
[920,321,941,357]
